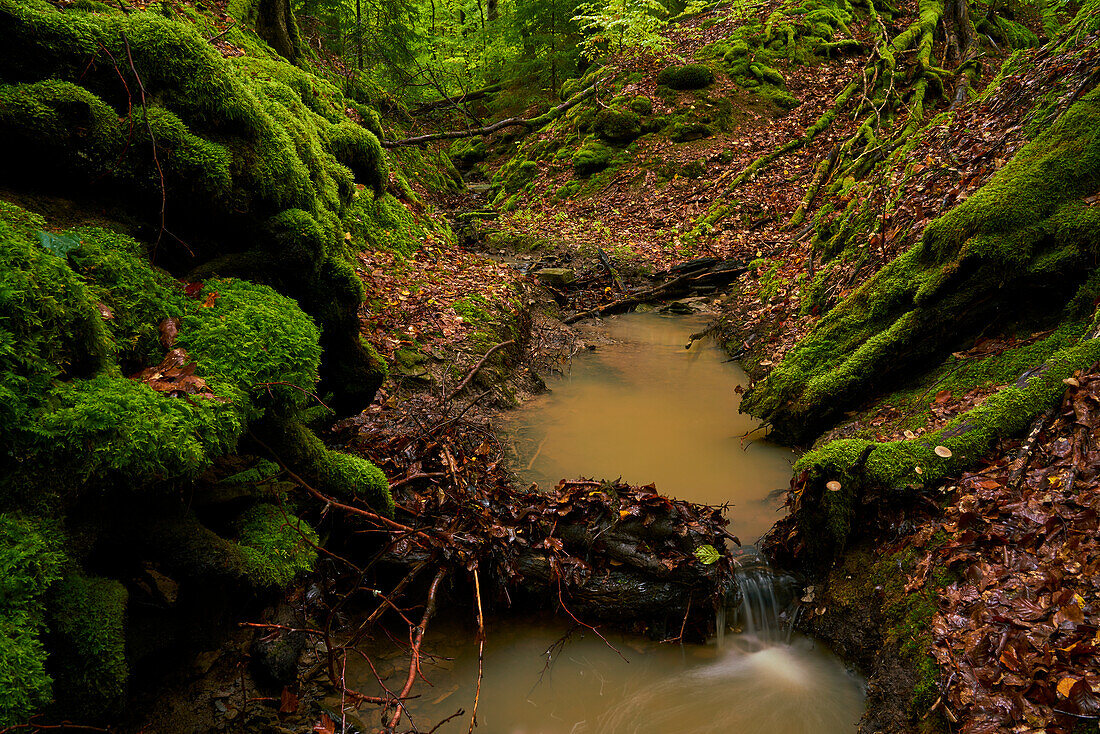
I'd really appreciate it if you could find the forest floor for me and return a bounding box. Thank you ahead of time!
[346,4,1100,730]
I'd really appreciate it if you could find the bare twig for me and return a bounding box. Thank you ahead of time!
[385,569,447,732]
[468,567,485,734]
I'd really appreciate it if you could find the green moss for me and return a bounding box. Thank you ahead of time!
[744,83,1100,443]
[656,64,715,90]
[0,514,64,728]
[273,420,392,515]
[0,80,121,177]
[750,62,786,86]
[572,139,614,176]
[670,121,714,142]
[236,503,318,588]
[179,279,321,412]
[0,1,402,412]
[789,313,1100,562]
[66,226,188,367]
[627,96,654,115]
[499,159,538,193]
[450,138,488,166]
[47,574,128,719]
[593,107,643,143]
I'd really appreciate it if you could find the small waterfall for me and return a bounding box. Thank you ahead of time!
[718,547,798,647]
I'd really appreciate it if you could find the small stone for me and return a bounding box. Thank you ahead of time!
[534,267,576,286]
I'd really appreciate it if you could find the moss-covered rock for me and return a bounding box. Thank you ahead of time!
[0,515,64,728]
[0,0,400,413]
[236,503,318,588]
[670,121,714,142]
[656,64,716,90]
[572,139,614,176]
[627,96,654,115]
[450,138,488,166]
[47,574,128,720]
[593,107,644,143]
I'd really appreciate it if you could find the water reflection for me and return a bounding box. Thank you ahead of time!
[506,312,797,543]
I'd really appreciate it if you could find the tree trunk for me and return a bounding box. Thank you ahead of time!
[251,0,301,62]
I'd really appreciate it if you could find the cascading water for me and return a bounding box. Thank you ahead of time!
[337,314,865,732]
[725,547,798,645]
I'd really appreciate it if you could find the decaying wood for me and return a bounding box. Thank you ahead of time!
[563,257,747,324]
[384,81,604,148]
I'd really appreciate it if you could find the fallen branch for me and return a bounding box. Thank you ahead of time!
[453,340,515,396]
[410,83,504,116]
[385,81,604,148]
[384,569,447,732]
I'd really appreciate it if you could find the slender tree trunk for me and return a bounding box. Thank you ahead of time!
[356,0,363,69]
[487,0,497,22]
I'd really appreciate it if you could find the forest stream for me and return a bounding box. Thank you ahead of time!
[336,314,865,733]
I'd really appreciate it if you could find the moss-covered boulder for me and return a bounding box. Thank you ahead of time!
[628,96,654,115]
[47,575,128,720]
[670,121,714,142]
[572,139,614,176]
[593,107,644,144]
[450,138,489,166]
[0,0,401,413]
[0,515,64,727]
[656,64,715,90]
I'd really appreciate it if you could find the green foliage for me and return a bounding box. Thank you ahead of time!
[573,0,671,58]
[0,514,64,728]
[47,575,128,719]
[236,504,318,588]
[656,63,715,90]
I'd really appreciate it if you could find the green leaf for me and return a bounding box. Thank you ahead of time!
[36,230,81,258]
[693,544,720,565]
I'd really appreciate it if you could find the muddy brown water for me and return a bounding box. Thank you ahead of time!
[506,311,796,543]
[341,313,864,733]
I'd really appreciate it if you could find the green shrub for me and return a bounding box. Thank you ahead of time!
[656,64,715,90]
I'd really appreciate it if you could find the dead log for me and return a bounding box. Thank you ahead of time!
[410,83,504,116]
[384,80,604,148]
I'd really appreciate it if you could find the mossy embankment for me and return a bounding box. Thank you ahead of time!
[717,8,1100,731]
[0,0,460,724]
